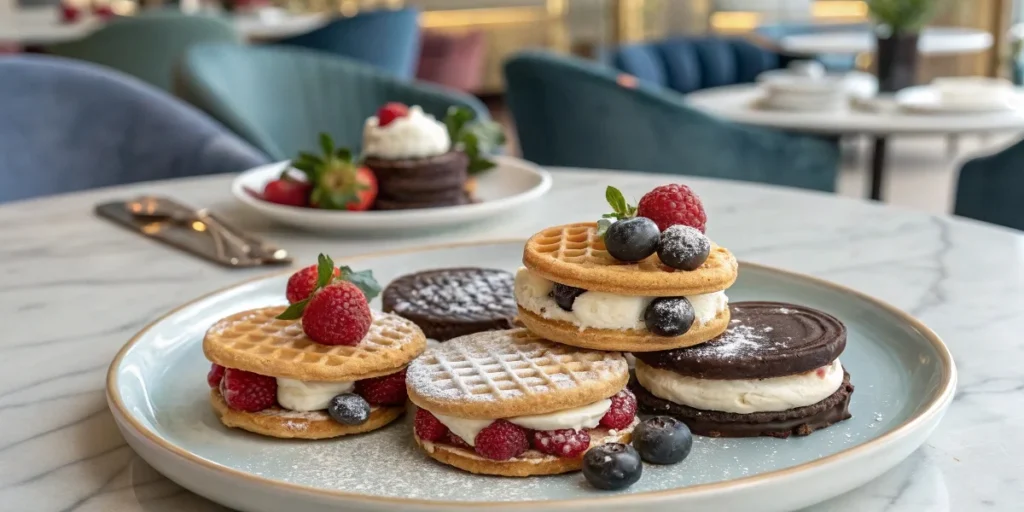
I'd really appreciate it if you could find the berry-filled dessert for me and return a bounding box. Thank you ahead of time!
[631,301,855,438]
[382,268,518,342]
[407,329,639,477]
[203,255,426,439]
[515,185,738,352]
[362,103,504,211]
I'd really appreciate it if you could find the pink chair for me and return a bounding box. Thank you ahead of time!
[415,30,485,93]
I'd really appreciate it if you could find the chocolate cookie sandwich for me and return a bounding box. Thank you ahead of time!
[631,301,854,438]
[382,268,517,341]
[408,329,639,477]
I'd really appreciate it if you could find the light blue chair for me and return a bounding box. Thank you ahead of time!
[504,51,839,192]
[0,56,267,203]
[178,44,489,160]
[276,8,421,79]
[954,138,1024,231]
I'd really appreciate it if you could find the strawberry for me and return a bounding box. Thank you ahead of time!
[376,102,409,127]
[286,264,339,304]
[599,389,638,430]
[474,420,529,460]
[355,369,407,405]
[414,408,449,442]
[220,368,277,412]
[292,133,376,211]
[532,428,591,458]
[262,178,311,207]
[637,184,707,233]
[207,363,225,388]
[276,254,382,345]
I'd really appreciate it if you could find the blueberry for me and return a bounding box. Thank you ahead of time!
[644,297,695,336]
[582,443,643,490]
[603,217,660,262]
[550,283,586,311]
[657,225,710,271]
[633,416,693,464]
[328,393,370,425]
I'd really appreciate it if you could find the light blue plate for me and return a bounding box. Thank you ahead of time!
[108,241,955,512]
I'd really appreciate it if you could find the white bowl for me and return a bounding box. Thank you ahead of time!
[231,156,552,234]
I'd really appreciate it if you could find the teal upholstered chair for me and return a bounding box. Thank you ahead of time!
[178,44,490,160]
[954,138,1024,231]
[504,51,839,192]
[47,12,240,92]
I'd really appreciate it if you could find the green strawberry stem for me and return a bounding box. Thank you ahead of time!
[276,254,381,320]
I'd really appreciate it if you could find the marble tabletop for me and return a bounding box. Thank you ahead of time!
[2,169,1022,512]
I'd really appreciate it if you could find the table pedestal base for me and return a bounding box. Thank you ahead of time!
[870,137,888,201]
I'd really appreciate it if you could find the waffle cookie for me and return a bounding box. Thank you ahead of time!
[631,301,854,438]
[203,306,426,439]
[406,329,639,476]
[382,268,518,341]
[515,222,738,352]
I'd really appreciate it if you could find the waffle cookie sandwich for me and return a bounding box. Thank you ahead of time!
[407,329,639,477]
[203,255,426,439]
[515,185,737,352]
[631,301,854,438]
[382,267,518,342]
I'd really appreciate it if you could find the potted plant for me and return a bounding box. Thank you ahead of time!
[867,0,943,92]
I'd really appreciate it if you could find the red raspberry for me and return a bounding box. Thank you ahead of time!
[637,184,707,233]
[355,368,407,406]
[532,428,591,458]
[599,389,637,430]
[414,408,449,442]
[207,363,225,388]
[220,368,277,412]
[474,420,529,460]
[301,281,372,345]
[376,102,409,127]
[446,431,473,450]
[285,264,339,304]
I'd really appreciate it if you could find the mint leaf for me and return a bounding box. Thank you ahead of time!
[444,106,474,142]
[339,266,381,300]
[315,253,335,289]
[606,186,627,214]
[445,106,505,176]
[319,133,334,158]
[596,218,613,237]
[276,298,309,320]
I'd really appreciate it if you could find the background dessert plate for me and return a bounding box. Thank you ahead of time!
[231,156,552,233]
[107,241,955,512]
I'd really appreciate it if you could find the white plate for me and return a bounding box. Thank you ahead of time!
[895,85,1023,114]
[231,156,552,233]
[107,241,955,512]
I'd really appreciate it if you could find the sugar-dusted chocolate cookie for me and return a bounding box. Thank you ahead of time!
[382,268,518,341]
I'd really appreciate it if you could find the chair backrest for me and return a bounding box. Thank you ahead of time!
[0,55,267,203]
[607,36,783,94]
[276,8,421,79]
[504,50,838,191]
[954,137,1024,231]
[46,12,240,92]
[178,43,490,161]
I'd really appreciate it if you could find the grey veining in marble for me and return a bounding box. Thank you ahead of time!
[1,169,1023,512]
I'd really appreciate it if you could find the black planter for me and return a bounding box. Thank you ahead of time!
[875,32,920,93]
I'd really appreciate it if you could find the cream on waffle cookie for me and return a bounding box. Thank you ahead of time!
[203,255,426,439]
[406,329,639,476]
[516,222,737,352]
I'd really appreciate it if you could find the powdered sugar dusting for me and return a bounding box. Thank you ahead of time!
[658,225,710,264]
[387,268,516,319]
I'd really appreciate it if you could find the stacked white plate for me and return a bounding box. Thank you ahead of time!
[755,63,875,113]
[896,77,1022,114]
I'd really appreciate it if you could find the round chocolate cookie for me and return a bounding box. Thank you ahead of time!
[373,193,471,211]
[630,373,854,439]
[635,301,846,379]
[382,268,517,341]
[365,151,469,194]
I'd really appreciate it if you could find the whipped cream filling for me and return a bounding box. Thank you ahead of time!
[363,105,450,159]
[514,267,727,331]
[276,378,354,412]
[635,359,844,414]
[428,399,612,446]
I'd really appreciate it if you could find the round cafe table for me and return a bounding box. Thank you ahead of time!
[779,26,994,56]
[685,83,1024,201]
[2,169,1022,511]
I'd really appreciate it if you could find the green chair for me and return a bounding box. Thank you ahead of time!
[954,137,1024,231]
[47,13,240,92]
[177,43,490,160]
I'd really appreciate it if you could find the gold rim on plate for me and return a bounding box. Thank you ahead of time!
[105,239,957,509]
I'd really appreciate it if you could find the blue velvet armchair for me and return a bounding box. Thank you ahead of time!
[0,56,267,203]
[276,8,421,79]
[954,138,1024,231]
[504,51,839,192]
